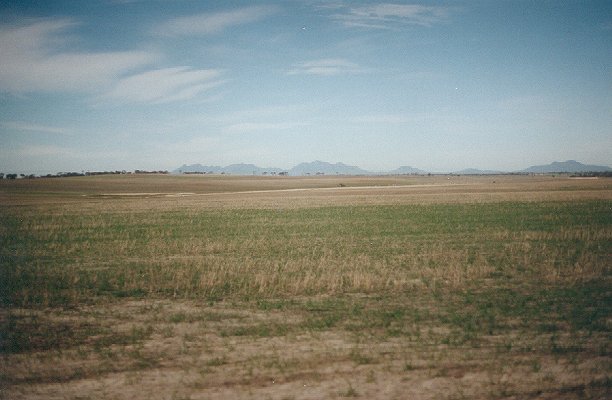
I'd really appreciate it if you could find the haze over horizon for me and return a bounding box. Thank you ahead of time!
[1,1,610,175]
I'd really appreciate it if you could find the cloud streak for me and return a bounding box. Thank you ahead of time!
[287,58,365,76]
[2,121,71,135]
[331,3,450,29]
[0,19,227,104]
[100,67,224,104]
[0,19,154,93]
[156,5,277,36]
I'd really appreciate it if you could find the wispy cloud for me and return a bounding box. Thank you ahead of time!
[156,5,277,36]
[331,3,451,29]
[100,67,225,104]
[0,19,226,104]
[0,19,155,93]
[2,121,71,135]
[287,58,365,76]
[599,21,612,31]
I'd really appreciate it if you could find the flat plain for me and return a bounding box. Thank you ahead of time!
[1,174,611,399]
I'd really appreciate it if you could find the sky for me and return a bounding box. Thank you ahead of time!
[0,0,610,174]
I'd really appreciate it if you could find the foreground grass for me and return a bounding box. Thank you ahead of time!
[1,194,611,398]
[2,201,610,306]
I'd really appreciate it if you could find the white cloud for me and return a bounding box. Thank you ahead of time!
[2,121,71,135]
[0,19,155,93]
[0,19,227,104]
[100,67,224,104]
[332,3,450,29]
[156,5,277,36]
[287,58,365,76]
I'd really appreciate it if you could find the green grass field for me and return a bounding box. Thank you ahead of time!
[1,175,610,399]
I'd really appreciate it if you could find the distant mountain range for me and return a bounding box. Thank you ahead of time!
[388,166,429,175]
[174,160,611,176]
[519,160,611,173]
[290,161,369,176]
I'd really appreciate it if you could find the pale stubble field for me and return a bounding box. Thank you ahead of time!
[1,174,611,399]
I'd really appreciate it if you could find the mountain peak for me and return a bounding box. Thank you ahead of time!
[522,160,611,173]
[290,161,369,175]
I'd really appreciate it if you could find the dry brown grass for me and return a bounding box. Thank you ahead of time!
[1,175,610,399]
[3,297,609,400]
[1,174,610,216]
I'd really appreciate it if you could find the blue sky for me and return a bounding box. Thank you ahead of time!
[1,1,610,174]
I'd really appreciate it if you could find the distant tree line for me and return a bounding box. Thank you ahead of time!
[569,171,612,178]
[134,170,169,174]
[181,171,289,175]
[0,170,169,179]
[86,170,129,176]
